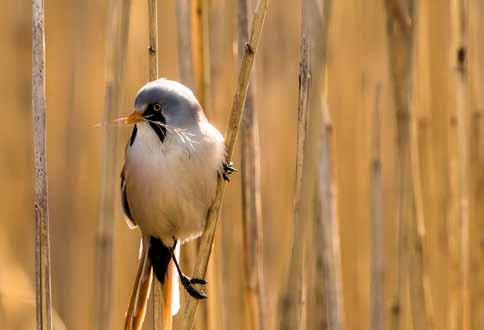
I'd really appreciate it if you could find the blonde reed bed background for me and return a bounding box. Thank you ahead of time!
[3,0,484,329]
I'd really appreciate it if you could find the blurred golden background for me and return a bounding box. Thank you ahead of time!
[1,0,484,329]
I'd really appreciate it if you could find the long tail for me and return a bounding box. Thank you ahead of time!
[124,235,153,330]
[149,237,180,330]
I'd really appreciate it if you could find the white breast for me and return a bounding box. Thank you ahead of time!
[124,121,225,246]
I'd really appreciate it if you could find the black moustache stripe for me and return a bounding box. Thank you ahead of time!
[129,124,138,146]
[143,104,167,143]
[149,122,167,143]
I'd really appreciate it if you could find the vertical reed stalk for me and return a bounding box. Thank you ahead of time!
[318,97,344,330]
[147,1,162,329]
[95,1,132,329]
[32,1,53,329]
[176,0,195,90]
[449,0,470,328]
[192,0,212,109]
[370,85,384,330]
[238,0,267,329]
[183,1,269,329]
[311,194,327,330]
[280,0,311,329]
[384,1,434,329]
[177,3,219,329]
[174,9,199,326]
[192,2,219,329]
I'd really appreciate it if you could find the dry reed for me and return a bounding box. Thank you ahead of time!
[238,0,267,329]
[176,0,195,90]
[146,0,163,329]
[384,0,434,329]
[280,0,311,328]
[182,1,269,329]
[95,1,132,329]
[318,98,344,330]
[449,0,470,328]
[32,1,53,329]
[370,85,383,330]
[174,2,201,329]
[191,2,220,329]
[192,0,212,109]
[311,1,340,329]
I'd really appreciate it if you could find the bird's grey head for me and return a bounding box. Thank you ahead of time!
[133,78,204,129]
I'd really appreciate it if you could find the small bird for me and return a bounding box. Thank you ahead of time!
[120,79,228,330]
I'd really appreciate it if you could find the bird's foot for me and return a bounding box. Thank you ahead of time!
[222,161,237,182]
[180,273,208,300]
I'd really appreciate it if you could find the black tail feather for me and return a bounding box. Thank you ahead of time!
[149,237,171,284]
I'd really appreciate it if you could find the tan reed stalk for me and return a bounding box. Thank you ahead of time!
[318,95,344,330]
[384,1,434,329]
[449,0,470,328]
[192,0,212,108]
[280,0,311,329]
[176,0,195,90]
[311,194,328,330]
[370,85,384,330]
[192,0,223,329]
[310,2,333,329]
[182,1,269,329]
[384,2,413,329]
[146,1,164,329]
[409,93,436,330]
[191,2,220,329]
[174,3,202,329]
[32,1,53,329]
[95,1,132,329]
[238,0,266,329]
[467,1,483,327]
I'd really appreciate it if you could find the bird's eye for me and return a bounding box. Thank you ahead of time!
[153,103,162,112]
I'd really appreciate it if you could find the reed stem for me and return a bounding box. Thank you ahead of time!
[95,1,132,329]
[238,0,266,329]
[384,1,434,329]
[32,1,53,329]
[280,0,311,328]
[370,85,384,330]
[182,1,269,329]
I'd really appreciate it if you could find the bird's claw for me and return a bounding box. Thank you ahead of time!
[222,161,237,182]
[180,274,208,300]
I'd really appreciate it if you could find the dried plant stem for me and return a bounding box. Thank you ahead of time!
[449,0,470,329]
[146,0,163,329]
[95,1,132,329]
[32,2,53,330]
[384,1,433,330]
[192,2,219,329]
[176,0,195,90]
[318,98,344,330]
[148,0,159,82]
[238,0,266,329]
[174,2,199,328]
[182,1,269,329]
[370,85,384,330]
[192,0,212,108]
[280,0,311,329]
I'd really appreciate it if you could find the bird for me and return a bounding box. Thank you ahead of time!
[120,78,230,330]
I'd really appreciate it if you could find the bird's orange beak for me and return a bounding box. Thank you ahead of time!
[124,111,144,125]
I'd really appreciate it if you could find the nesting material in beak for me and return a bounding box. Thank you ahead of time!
[124,111,144,125]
